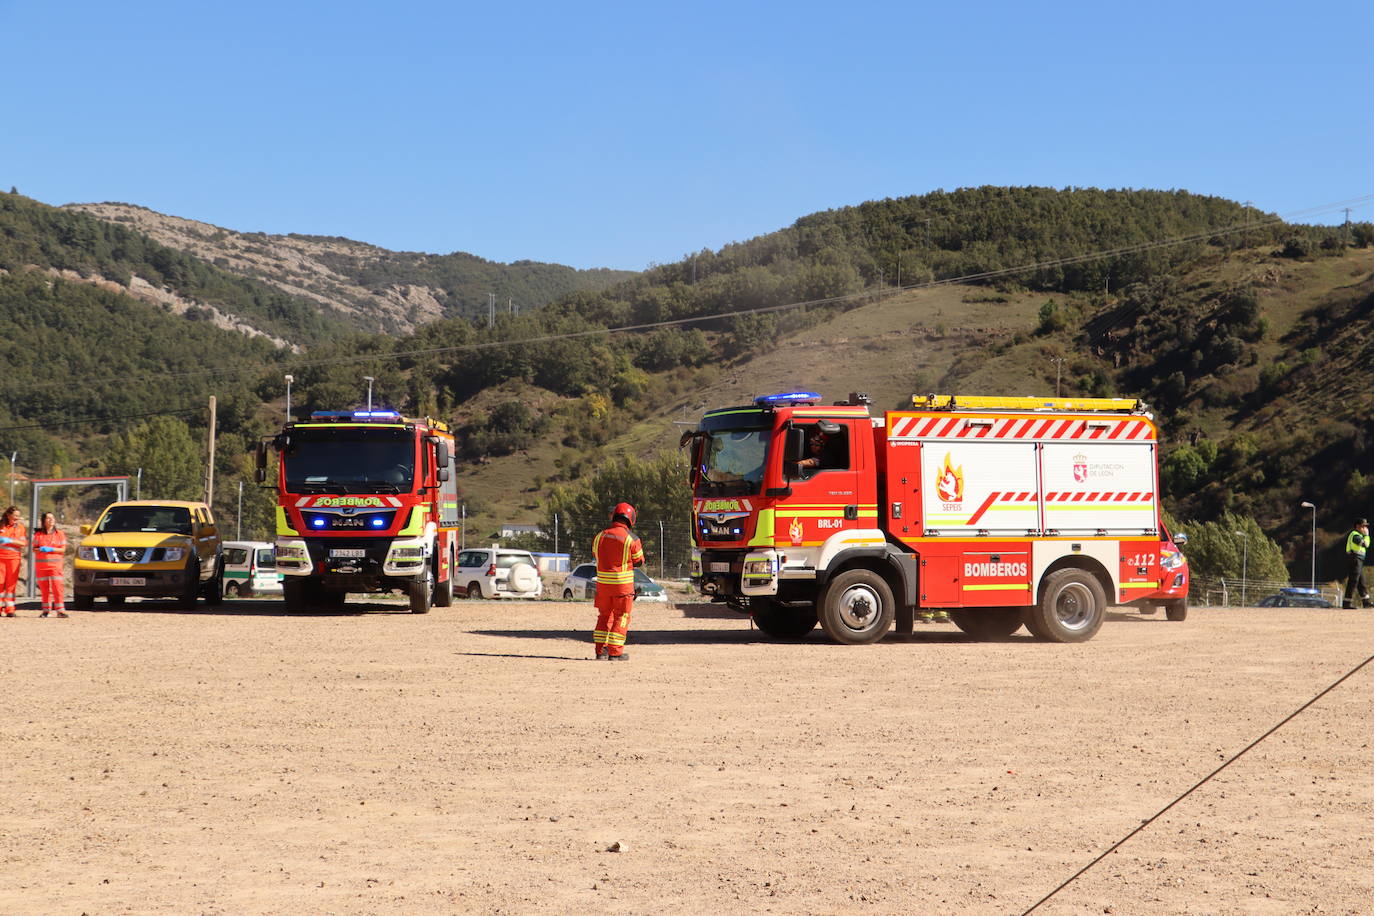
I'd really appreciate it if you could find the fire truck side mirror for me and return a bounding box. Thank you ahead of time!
[253,443,268,483]
[432,439,450,469]
[436,466,450,482]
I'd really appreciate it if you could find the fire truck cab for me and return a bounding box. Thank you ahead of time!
[256,409,460,613]
[686,392,1185,644]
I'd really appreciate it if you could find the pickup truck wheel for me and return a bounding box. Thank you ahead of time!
[180,560,201,609]
[408,569,433,614]
[1165,597,1188,621]
[818,569,895,645]
[202,567,224,607]
[950,607,1023,640]
[106,595,126,608]
[750,598,817,639]
[1026,569,1106,643]
[73,592,94,611]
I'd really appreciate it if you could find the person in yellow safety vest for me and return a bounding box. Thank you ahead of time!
[1342,518,1374,609]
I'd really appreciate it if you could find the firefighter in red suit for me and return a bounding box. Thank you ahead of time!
[33,512,69,617]
[592,502,645,660]
[0,505,26,617]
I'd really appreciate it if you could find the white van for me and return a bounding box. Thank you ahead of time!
[222,541,283,598]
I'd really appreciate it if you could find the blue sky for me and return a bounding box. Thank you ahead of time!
[4,0,1370,271]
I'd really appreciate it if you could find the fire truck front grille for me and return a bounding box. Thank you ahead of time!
[698,514,748,542]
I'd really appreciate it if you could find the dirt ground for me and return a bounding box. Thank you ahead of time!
[2,596,1372,916]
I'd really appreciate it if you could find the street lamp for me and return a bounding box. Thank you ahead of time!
[1300,501,1317,590]
[284,374,294,423]
[1232,529,1249,606]
[7,451,16,506]
[364,376,375,413]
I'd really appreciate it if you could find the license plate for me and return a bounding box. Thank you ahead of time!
[330,549,365,558]
[710,562,729,573]
[111,577,146,587]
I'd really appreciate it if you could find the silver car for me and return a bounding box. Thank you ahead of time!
[562,564,668,602]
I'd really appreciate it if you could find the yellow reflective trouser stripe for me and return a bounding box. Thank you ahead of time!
[606,632,627,646]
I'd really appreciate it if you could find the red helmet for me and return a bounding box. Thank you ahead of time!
[612,502,637,526]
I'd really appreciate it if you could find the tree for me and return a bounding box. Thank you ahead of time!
[105,416,203,500]
[1171,511,1288,584]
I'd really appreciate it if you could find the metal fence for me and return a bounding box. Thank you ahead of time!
[1189,576,1342,608]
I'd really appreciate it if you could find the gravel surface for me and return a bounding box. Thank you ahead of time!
[2,598,1372,915]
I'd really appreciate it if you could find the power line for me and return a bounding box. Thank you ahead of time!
[4,193,1371,397]
[0,405,205,434]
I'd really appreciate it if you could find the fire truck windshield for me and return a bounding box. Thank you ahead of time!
[696,429,770,496]
[282,427,415,493]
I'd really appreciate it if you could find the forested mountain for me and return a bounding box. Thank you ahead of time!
[4,185,1372,579]
[66,202,635,335]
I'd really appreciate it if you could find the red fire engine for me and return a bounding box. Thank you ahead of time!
[255,410,460,613]
[685,392,1189,644]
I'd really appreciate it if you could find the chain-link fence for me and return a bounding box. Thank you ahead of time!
[1190,576,1342,608]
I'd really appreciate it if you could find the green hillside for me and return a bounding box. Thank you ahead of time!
[4,184,1371,580]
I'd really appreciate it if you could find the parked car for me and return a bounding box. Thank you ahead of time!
[562,564,668,602]
[73,500,223,609]
[222,540,282,597]
[1257,588,1334,608]
[455,546,543,599]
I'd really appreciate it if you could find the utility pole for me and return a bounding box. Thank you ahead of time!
[488,293,496,328]
[136,467,142,500]
[205,395,217,506]
[554,513,560,558]
[284,374,293,423]
[659,519,665,579]
[1344,208,1353,244]
[364,376,375,413]
[1049,357,1066,397]
[237,480,244,540]
[7,451,16,506]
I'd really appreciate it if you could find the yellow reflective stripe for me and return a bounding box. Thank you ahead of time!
[398,506,428,535]
[1119,582,1158,591]
[964,583,1031,591]
[597,571,634,584]
[275,506,296,535]
[748,508,776,547]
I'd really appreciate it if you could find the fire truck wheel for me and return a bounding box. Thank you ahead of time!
[433,556,454,607]
[750,598,817,639]
[408,569,433,614]
[1164,597,1188,621]
[949,607,1023,640]
[1028,569,1107,642]
[282,578,308,612]
[819,569,895,645]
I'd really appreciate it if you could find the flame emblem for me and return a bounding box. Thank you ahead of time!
[936,452,964,503]
[789,516,805,545]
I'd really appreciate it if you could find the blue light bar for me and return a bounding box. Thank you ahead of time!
[370,516,387,528]
[754,391,821,406]
[307,409,402,422]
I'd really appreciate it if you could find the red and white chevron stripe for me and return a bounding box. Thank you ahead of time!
[966,490,1153,524]
[888,414,1155,441]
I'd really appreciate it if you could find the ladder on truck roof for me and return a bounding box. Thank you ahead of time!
[912,394,1148,414]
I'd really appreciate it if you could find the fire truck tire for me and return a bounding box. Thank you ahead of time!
[949,607,1023,640]
[433,555,454,608]
[1164,597,1188,621]
[750,598,817,639]
[72,591,94,611]
[1027,569,1106,643]
[818,569,895,645]
[407,569,432,614]
[282,578,308,612]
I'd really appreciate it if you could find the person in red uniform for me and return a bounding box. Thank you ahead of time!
[33,512,68,618]
[592,502,645,661]
[0,505,27,617]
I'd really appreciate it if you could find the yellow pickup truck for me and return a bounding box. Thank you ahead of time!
[73,500,224,610]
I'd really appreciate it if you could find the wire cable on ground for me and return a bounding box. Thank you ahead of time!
[1019,650,1374,915]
